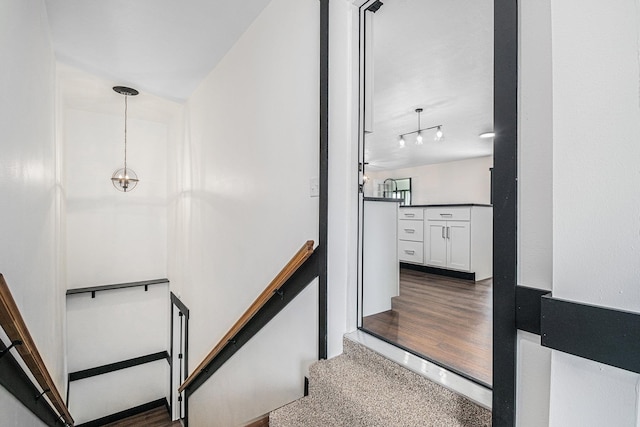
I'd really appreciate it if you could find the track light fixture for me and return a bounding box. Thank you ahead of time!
[398,108,443,147]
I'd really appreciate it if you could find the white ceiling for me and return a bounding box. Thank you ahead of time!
[44,0,492,169]
[366,0,494,171]
[44,0,272,102]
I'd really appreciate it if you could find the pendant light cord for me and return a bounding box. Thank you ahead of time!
[124,94,128,174]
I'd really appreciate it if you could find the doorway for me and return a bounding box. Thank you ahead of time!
[357,0,494,388]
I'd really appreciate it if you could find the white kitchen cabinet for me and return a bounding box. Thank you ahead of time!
[398,219,424,242]
[397,208,424,264]
[447,221,471,271]
[424,206,491,280]
[399,205,492,281]
[398,240,423,264]
[425,220,448,267]
[425,219,471,271]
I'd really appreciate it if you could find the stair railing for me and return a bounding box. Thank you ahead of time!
[179,240,317,395]
[0,274,75,426]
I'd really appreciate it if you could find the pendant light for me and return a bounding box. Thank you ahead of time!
[398,108,443,147]
[434,126,444,142]
[415,108,424,145]
[111,86,139,192]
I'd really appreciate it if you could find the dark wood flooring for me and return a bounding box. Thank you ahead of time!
[362,268,492,386]
[102,407,182,427]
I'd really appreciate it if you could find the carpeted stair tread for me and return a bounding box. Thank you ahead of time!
[270,337,491,426]
[269,395,368,427]
[309,355,489,426]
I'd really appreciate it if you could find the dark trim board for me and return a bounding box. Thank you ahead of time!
[540,296,640,375]
[0,339,62,427]
[516,288,640,375]
[68,351,169,382]
[318,0,329,362]
[66,278,169,297]
[492,0,518,425]
[399,262,476,281]
[75,398,168,427]
[516,286,550,335]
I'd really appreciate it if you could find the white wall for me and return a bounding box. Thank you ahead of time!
[189,283,318,426]
[0,387,46,427]
[328,0,359,358]
[168,0,322,424]
[66,283,169,424]
[61,74,173,287]
[66,284,169,371]
[518,0,640,425]
[518,0,553,293]
[0,0,67,417]
[68,360,169,424]
[516,0,554,425]
[547,0,640,424]
[56,65,180,421]
[366,156,493,205]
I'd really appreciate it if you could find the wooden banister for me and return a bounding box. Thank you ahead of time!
[179,240,315,393]
[0,275,74,426]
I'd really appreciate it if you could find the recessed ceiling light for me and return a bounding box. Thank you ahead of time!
[479,132,495,139]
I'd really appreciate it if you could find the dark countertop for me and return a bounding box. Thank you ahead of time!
[400,203,493,208]
[363,197,403,203]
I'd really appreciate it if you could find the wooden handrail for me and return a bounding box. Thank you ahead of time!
[179,240,315,393]
[0,275,74,426]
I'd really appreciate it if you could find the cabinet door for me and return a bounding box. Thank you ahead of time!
[447,221,471,271]
[425,220,447,267]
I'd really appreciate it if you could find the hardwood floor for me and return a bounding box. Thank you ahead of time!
[362,268,492,386]
[102,407,182,427]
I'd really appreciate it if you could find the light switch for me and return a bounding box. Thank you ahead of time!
[310,177,319,197]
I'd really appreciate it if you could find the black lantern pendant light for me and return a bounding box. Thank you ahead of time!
[111,86,139,192]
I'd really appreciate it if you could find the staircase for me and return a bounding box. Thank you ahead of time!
[270,337,491,426]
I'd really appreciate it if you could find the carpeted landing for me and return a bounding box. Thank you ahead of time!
[270,337,491,426]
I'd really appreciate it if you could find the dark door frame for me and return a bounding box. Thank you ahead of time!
[492,0,518,425]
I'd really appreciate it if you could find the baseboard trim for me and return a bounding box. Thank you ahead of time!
[76,398,168,427]
[400,262,476,281]
[244,414,269,427]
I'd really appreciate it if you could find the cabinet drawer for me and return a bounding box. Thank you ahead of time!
[398,220,424,242]
[425,207,470,221]
[399,208,424,220]
[399,240,423,264]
